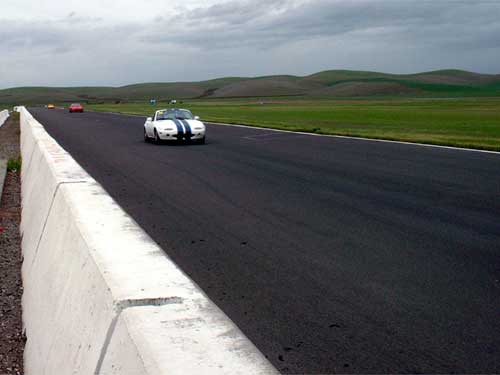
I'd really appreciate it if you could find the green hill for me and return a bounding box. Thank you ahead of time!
[1,69,499,105]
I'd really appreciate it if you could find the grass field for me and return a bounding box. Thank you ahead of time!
[2,69,499,106]
[87,98,500,151]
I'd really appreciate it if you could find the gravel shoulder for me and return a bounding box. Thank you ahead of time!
[0,113,20,161]
[0,112,24,375]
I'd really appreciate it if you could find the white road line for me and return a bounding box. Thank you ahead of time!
[243,132,303,141]
[87,110,146,118]
[207,121,500,155]
[87,111,500,155]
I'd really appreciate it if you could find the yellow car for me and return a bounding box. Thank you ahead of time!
[47,104,55,110]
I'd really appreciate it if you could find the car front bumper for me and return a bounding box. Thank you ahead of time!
[157,130,205,141]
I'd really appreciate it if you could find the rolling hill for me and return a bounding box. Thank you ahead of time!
[1,69,499,105]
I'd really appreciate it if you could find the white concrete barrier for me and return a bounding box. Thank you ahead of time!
[0,109,9,128]
[19,107,277,375]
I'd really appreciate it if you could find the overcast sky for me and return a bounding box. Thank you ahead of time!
[1,0,499,88]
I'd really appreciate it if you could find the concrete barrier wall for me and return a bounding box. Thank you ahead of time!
[19,107,277,375]
[0,109,9,128]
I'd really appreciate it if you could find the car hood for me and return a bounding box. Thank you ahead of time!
[157,119,204,129]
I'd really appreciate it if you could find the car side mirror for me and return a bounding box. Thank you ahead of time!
[194,116,200,120]
[147,117,152,122]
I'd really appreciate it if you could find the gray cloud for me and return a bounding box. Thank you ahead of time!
[0,0,499,88]
[143,0,500,50]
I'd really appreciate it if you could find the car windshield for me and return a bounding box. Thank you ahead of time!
[156,109,194,121]
[71,103,81,107]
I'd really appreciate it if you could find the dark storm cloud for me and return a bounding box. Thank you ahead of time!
[143,0,500,51]
[2,0,499,54]
[0,0,499,87]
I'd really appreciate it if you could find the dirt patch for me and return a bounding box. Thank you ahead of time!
[0,171,24,375]
[0,111,24,375]
[0,112,21,161]
[308,81,422,97]
[211,77,321,98]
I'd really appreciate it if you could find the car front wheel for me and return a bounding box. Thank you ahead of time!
[144,128,149,142]
[154,129,162,144]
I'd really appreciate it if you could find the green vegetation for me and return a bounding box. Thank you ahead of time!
[1,69,499,106]
[7,157,21,172]
[88,97,500,151]
[3,69,499,151]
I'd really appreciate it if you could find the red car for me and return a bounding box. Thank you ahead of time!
[69,103,84,113]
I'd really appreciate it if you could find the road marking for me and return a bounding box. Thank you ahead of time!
[243,132,303,141]
[87,111,500,155]
[87,110,146,118]
[207,121,500,155]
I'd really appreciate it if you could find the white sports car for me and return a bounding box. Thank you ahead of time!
[144,109,206,144]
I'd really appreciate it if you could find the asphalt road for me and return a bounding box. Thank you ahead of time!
[30,108,500,374]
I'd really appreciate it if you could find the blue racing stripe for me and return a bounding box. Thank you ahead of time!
[181,120,192,138]
[173,119,184,137]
